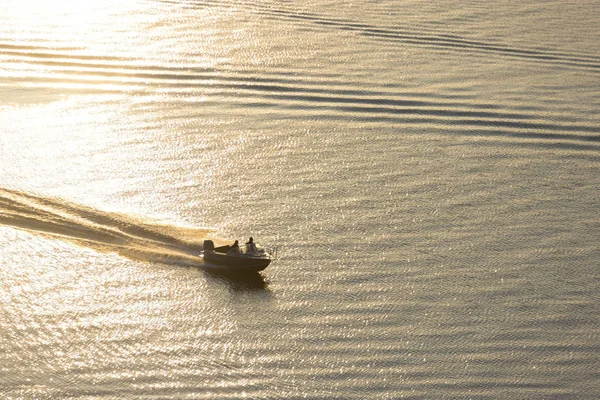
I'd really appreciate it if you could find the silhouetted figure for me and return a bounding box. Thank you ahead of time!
[246,237,257,253]
[228,240,239,254]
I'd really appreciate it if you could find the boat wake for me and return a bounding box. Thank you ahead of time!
[0,187,216,266]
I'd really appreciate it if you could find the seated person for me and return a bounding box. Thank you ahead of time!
[227,240,240,254]
[246,237,257,253]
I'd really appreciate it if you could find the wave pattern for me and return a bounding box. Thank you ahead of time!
[163,0,600,70]
[1,50,598,149]
[1,1,598,153]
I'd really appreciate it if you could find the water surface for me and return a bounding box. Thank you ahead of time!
[1,1,599,398]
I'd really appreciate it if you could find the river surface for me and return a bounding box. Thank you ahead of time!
[1,1,599,399]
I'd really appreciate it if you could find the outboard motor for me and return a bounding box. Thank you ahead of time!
[203,240,215,251]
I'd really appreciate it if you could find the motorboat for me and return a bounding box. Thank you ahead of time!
[200,239,275,273]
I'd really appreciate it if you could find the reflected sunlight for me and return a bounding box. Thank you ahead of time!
[2,0,148,65]
[7,1,120,40]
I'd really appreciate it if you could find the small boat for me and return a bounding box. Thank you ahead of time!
[200,239,275,273]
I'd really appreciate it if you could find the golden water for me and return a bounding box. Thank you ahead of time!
[1,1,599,398]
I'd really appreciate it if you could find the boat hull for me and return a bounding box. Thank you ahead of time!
[202,252,271,273]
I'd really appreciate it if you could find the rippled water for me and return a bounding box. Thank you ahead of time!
[1,1,599,398]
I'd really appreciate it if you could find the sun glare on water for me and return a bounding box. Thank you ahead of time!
[3,0,167,71]
[7,1,125,42]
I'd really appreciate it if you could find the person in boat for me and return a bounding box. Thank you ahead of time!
[228,240,239,254]
[246,237,257,253]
